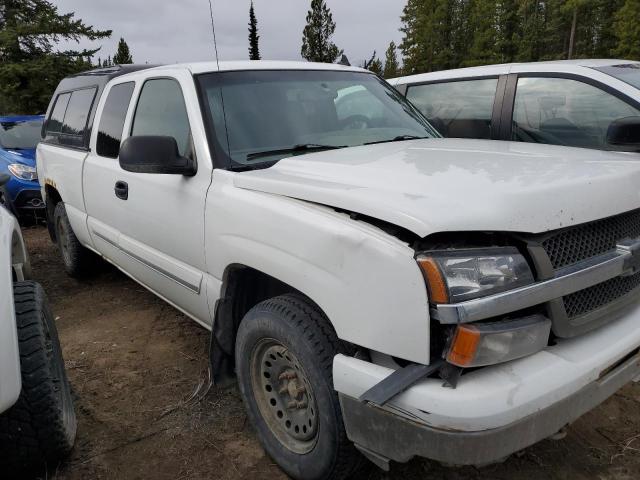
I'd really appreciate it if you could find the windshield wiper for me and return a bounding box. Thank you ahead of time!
[246,144,346,161]
[364,135,429,146]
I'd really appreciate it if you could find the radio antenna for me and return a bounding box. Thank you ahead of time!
[207,0,220,70]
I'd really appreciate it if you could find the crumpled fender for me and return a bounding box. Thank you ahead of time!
[205,171,430,364]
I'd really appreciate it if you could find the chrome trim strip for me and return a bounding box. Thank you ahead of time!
[434,240,640,324]
[93,231,202,294]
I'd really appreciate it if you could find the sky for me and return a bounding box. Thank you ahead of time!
[53,0,407,68]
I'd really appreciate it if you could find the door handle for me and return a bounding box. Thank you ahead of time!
[114,181,128,200]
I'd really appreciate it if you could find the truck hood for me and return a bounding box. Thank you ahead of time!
[234,139,640,237]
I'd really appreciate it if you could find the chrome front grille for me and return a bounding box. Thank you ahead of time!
[537,209,640,333]
[542,208,640,270]
[562,273,640,318]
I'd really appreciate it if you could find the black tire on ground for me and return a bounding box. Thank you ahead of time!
[53,202,92,277]
[235,294,361,480]
[0,281,77,474]
[0,185,18,218]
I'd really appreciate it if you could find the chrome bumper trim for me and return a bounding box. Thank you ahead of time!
[434,239,640,324]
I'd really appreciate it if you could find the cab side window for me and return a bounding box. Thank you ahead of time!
[512,77,640,149]
[62,88,96,136]
[46,93,71,134]
[44,87,97,149]
[405,78,498,139]
[131,78,192,158]
[97,82,135,158]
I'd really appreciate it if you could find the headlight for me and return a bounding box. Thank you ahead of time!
[417,247,534,304]
[8,163,37,181]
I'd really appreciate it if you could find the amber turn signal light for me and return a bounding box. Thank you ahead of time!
[417,257,449,304]
[446,324,481,367]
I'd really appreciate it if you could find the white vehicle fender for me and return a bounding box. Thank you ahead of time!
[206,171,430,364]
[0,210,25,413]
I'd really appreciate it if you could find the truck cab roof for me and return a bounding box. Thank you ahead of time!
[43,64,160,149]
[113,60,368,77]
[53,64,159,92]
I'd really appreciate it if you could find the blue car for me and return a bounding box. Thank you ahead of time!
[0,115,44,220]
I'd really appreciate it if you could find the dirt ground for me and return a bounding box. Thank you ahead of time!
[19,226,640,480]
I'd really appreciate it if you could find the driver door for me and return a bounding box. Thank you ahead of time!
[83,71,213,325]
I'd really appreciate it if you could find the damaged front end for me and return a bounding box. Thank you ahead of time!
[336,210,640,469]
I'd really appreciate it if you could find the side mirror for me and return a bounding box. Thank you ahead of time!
[119,136,196,176]
[606,116,640,152]
[0,173,10,187]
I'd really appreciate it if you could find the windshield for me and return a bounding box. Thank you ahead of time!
[0,118,43,150]
[197,70,438,167]
[594,64,640,90]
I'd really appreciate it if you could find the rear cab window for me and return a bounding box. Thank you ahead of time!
[405,78,498,139]
[44,87,97,149]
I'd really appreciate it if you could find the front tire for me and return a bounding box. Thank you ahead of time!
[53,202,92,277]
[0,282,77,474]
[235,294,360,480]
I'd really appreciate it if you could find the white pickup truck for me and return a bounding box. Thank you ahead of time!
[0,173,76,474]
[38,61,640,479]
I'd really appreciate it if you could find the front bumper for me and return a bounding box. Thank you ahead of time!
[1,179,44,218]
[13,189,44,210]
[334,298,640,467]
[340,347,640,467]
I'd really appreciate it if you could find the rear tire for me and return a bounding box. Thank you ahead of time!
[0,282,77,474]
[235,294,360,480]
[54,202,92,277]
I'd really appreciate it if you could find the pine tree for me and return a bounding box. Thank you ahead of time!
[369,58,383,75]
[496,0,519,62]
[614,0,640,59]
[398,0,632,70]
[400,0,445,73]
[301,0,342,63]
[248,1,261,60]
[590,0,624,57]
[362,51,383,75]
[113,38,133,64]
[400,0,466,74]
[515,0,546,61]
[560,0,592,59]
[464,0,501,66]
[399,0,426,74]
[539,0,569,60]
[383,41,400,78]
[0,0,111,114]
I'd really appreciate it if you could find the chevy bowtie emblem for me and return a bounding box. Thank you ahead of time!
[617,238,640,275]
